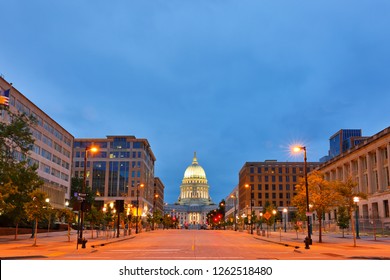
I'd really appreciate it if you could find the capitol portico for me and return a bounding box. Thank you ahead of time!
[164,152,217,228]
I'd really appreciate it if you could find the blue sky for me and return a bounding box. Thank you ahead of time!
[1,0,390,203]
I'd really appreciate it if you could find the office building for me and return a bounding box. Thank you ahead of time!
[72,136,157,216]
[0,76,74,209]
[238,160,320,215]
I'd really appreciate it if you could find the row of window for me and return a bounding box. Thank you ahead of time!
[249,175,299,183]
[74,160,142,169]
[255,192,294,199]
[39,162,70,181]
[73,141,144,149]
[249,166,315,174]
[33,144,70,169]
[247,184,297,191]
[74,151,143,159]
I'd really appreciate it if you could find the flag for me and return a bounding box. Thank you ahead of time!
[0,89,10,106]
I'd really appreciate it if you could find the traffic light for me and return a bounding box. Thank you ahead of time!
[116,200,125,212]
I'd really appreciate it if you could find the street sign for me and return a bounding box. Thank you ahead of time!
[263,212,272,220]
[306,212,313,216]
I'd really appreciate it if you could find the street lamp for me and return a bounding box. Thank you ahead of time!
[231,194,237,231]
[136,183,144,234]
[272,209,277,231]
[45,198,51,235]
[259,212,263,230]
[245,184,253,234]
[79,146,98,248]
[353,196,360,239]
[293,145,312,249]
[153,192,159,230]
[283,208,288,232]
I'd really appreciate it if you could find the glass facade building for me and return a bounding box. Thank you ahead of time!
[72,136,158,216]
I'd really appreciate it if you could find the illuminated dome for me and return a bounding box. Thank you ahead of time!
[183,152,207,181]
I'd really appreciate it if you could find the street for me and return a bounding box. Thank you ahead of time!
[1,228,390,260]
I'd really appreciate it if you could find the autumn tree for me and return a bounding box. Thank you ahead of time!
[334,177,367,247]
[292,171,341,243]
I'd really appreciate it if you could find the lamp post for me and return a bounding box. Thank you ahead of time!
[231,194,237,231]
[136,183,144,234]
[259,212,263,230]
[353,196,360,239]
[153,192,159,230]
[245,184,253,234]
[272,209,277,231]
[283,208,288,232]
[293,145,311,249]
[79,146,98,248]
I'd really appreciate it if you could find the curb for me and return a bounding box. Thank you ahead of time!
[253,236,301,249]
[90,235,136,248]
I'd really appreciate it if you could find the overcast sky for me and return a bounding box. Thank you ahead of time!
[1,0,390,203]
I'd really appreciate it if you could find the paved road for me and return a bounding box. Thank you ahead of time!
[1,229,390,260]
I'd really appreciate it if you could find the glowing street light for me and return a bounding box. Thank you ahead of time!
[245,184,253,234]
[231,194,237,231]
[136,183,144,234]
[292,145,312,249]
[353,196,360,239]
[79,145,98,248]
[272,209,277,231]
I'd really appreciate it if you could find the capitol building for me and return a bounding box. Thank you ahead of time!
[164,153,217,228]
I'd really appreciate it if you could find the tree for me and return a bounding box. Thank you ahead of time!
[292,171,341,243]
[24,189,51,246]
[85,205,104,239]
[0,109,43,239]
[336,206,350,238]
[334,177,367,247]
[57,208,75,242]
[262,201,278,236]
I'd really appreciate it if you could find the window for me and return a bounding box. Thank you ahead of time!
[33,144,41,155]
[133,142,144,149]
[384,200,389,218]
[257,184,262,191]
[40,163,50,174]
[41,149,52,160]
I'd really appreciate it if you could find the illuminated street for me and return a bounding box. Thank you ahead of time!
[1,229,389,260]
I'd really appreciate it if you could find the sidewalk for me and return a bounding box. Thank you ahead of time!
[246,228,390,259]
[0,229,135,259]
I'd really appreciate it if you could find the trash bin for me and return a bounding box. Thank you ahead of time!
[262,230,266,236]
